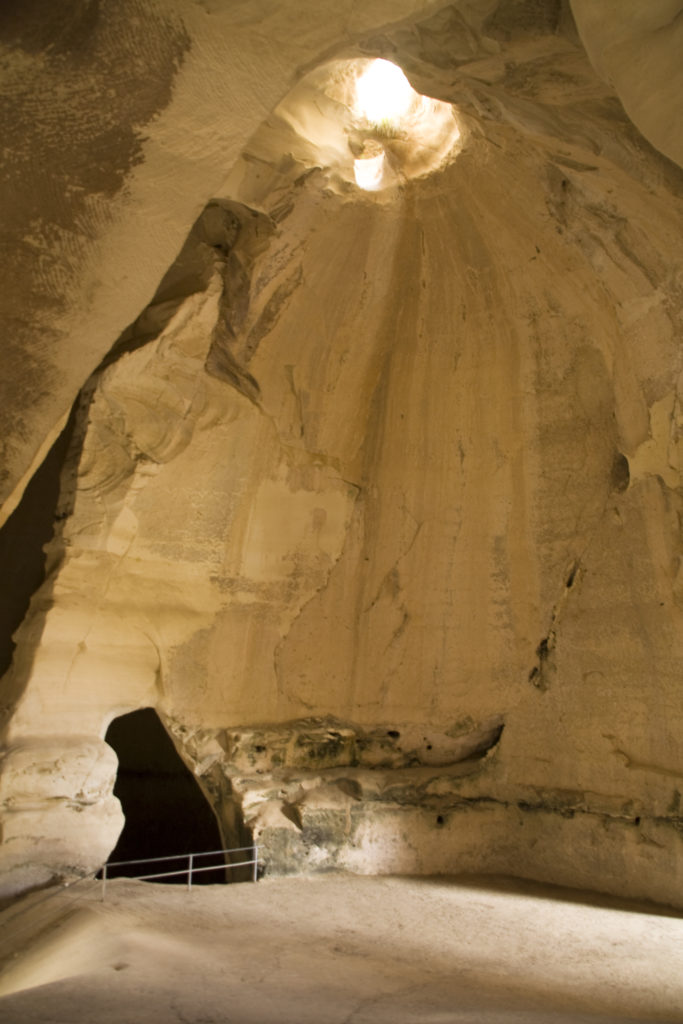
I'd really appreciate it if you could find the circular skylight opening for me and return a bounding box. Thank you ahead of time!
[227,56,464,202]
[354,59,415,127]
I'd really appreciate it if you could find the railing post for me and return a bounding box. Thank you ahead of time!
[101,862,107,902]
[188,853,193,892]
[252,845,258,883]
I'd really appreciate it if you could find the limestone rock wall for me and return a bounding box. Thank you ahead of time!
[0,0,439,527]
[571,0,683,170]
[1,1,683,904]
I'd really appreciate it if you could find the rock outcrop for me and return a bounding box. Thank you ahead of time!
[1,1,682,905]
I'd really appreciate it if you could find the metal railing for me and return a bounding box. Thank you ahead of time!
[100,844,259,900]
[0,845,261,961]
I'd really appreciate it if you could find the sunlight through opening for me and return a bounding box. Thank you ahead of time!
[353,140,385,190]
[354,59,415,127]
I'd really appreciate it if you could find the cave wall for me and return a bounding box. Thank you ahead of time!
[571,0,683,171]
[1,0,683,904]
[0,0,439,527]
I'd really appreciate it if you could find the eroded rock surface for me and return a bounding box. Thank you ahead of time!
[1,1,682,905]
[571,0,683,170]
[0,0,440,525]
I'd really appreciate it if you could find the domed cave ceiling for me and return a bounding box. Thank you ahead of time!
[1,0,683,904]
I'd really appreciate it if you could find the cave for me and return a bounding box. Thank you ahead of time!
[103,708,227,884]
[0,0,682,920]
[1,1,683,1019]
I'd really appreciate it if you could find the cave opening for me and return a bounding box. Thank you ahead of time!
[103,707,227,884]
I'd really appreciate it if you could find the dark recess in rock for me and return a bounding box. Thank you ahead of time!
[610,451,630,493]
[336,778,363,800]
[0,415,74,678]
[281,803,304,829]
[529,632,555,691]
[103,707,229,884]
[102,200,244,372]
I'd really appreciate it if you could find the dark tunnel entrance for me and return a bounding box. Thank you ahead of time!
[103,707,228,884]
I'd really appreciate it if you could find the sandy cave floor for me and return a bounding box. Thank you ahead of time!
[0,874,681,1023]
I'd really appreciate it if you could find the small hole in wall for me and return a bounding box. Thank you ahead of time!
[386,730,400,739]
[634,816,641,826]
[610,452,630,493]
[426,743,433,751]
[436,815,445,826]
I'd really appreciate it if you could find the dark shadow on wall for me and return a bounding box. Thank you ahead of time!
[104,707,228,884]
[0,417,74,679]
[0,199,260,742]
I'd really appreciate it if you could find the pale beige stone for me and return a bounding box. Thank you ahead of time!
[571,0,683,169]
[1,1,683,908]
